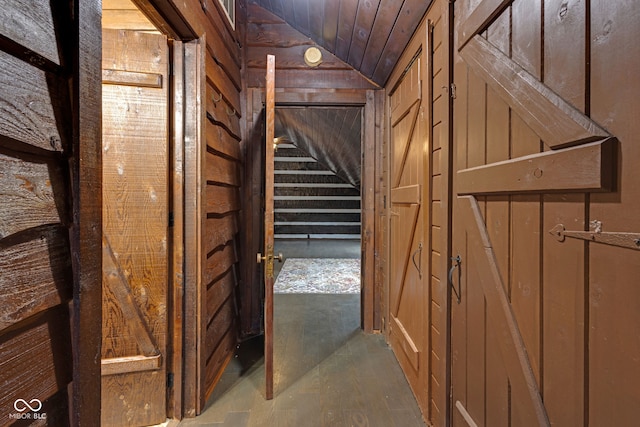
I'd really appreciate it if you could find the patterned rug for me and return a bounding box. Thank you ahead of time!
[274,258,361,294]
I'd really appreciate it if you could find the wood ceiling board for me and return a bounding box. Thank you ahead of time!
[372,0,433,85]
[347,0,382,69]
[251,0,430,86]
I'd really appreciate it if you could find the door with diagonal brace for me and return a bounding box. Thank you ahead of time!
[448,1,639,426]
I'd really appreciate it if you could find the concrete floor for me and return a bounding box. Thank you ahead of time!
[178,239,425,427]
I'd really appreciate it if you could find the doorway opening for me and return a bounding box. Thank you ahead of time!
[272,105,362,296]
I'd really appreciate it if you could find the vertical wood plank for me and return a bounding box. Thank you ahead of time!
[264,54,275,400]
[465,55,486,427]
[450,6,469,419]
[183,38,203,418]
[542,1,586,425]
[589,1,640,424]
[510,4,543,426]
[71,0,103,423]
[362,90,376,333]
[484,9,510,427]
[169,39,185,420]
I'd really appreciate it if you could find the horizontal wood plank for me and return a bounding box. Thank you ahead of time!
[0,153,67,239]
[205,53,241,115]
[102,69,162,87]
[246,68,378,90]
[456,138,615,195]
[0,305,72,412]
[0,226,72,332]
[0,1,61,65]
[460,36,609,148]
[0,50,68,152]
[102,9,158,31]
[203,243,237,286]
[205,214,238,253]
[391,184,421,204]
[206,84,241,139]
[205,298,235,358]
[206,121,241,160]
[204,324,236,397]
[205,185,240,215]
[205,152,240,186]
[101,354,161,376]
[206,269,236,326]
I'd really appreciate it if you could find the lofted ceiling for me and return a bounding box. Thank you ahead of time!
[250,0,433,86]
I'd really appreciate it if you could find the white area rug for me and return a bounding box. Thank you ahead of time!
[274,258,361,294]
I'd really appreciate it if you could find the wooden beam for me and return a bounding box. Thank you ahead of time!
[457,0,511,50]
[460,36,609,148]
[456,138,615,195]
[101,355,162,376]
[72,0,103,424]
[391,315,420,370]
[391,184,421,204]
[102,69,162,87]
[103,237,159,356]
[460,195,550,427]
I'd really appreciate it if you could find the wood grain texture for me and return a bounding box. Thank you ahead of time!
[460,35,608,148]
[457,0,511,50]
[0,305,72,418]
[589,1,640,424]
[0,152,67,239]
[264,54,276,400]
[456,138,615,195]
[204,243,238,287]
[0,49,68,152]
[0,226,72,333]
[0,0,61,65]
[71,0,103,423]
[205,53,242,115]
[101,29,168,426]
[460,196,550,427]
[205,185,240,214]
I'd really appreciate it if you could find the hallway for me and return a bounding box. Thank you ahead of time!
[179,240,425,426]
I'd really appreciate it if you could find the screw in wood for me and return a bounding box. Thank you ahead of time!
[634,239,640,247]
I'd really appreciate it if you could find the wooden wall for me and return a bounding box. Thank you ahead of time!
[0,0,102,425]
[242,3,382,335]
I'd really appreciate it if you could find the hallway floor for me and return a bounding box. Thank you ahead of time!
[179,240,425,427]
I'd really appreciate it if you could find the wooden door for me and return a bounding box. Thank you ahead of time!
[101,29,170,426]
[388,55,429,411]
[261,54,276,400]
[450,1,637,426]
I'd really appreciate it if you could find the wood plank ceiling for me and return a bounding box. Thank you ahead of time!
[250,0,433,86]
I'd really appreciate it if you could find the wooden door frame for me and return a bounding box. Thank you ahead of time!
[245,87,381,333]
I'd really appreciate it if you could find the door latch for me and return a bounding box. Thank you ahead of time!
[449,255,462,303]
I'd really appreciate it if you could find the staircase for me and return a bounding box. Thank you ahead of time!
[274,143,361,239]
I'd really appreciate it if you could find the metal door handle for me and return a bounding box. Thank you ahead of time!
[257,252,284,264]
[449,255,462,303]
[411,243,423,278]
